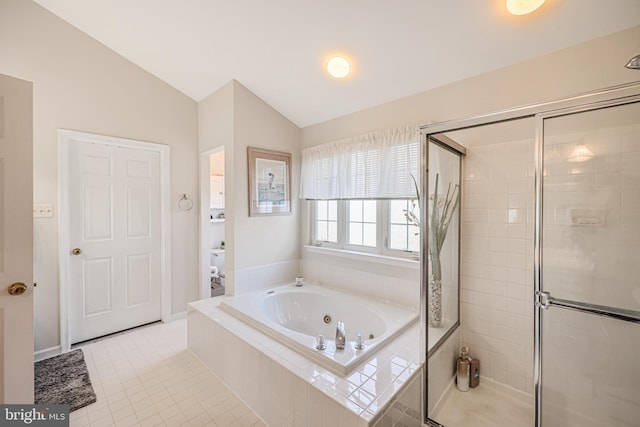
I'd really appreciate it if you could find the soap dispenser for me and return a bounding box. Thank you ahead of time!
[470,357,480,388]
[456,347,471,392]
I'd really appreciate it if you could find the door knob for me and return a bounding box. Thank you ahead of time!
[71,248,82,255]
[7,282,27,296]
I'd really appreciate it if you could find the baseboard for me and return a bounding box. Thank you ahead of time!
[479,377,533,404]
[170,311,187,321]
[430,376,456,416]
[34,345,61,362]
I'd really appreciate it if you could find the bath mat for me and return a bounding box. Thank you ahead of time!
[34,349,97,412]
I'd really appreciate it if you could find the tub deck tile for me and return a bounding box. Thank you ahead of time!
[188,296,423,426]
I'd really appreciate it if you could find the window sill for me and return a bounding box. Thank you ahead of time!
[304,245,419,269]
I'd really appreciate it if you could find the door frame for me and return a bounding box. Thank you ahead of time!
[58,129,172,352]
[199,146,224,300]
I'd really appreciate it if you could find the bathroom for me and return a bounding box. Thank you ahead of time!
[4,0,639,424]
[191,77,640,426]
[208,149,226,297]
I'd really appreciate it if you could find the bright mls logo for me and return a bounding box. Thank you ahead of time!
[2,405,69,426]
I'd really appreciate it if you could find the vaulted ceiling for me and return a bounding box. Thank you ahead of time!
[33,0,640,127]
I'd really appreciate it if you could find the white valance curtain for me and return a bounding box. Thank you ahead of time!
[300,124,420,199]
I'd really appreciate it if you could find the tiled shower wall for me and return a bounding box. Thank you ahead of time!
[459,140,535,395]
[543,121,640,312]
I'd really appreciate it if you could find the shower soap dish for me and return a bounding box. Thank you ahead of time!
[568,208,606,227]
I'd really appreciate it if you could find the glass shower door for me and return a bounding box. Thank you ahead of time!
[539,100,640,426]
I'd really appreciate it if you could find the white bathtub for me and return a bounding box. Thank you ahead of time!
[220,282,418,375]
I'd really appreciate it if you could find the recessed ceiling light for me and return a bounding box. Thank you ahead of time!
[327,56,351,79]
[506,0,546,15]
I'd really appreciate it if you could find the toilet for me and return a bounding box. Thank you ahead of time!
[211,248,225,296]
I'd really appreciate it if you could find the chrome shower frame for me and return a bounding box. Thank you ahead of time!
[419,80,640,426]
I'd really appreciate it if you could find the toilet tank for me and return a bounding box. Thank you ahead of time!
[211,249,225,275]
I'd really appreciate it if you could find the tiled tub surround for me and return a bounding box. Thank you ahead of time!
[187,296,422,427]
[220,283,418,376]
[460,139,536,395]
[301,247,420,310]
[233,259,301,295]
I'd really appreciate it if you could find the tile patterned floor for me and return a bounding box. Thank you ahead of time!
[431,380,533,427]
[69,319,266,427]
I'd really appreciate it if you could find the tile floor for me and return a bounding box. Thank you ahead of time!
[69,319,266,427]
[430,380,533,427]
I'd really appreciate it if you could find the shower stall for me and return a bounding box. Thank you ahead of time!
[421,81,640,426]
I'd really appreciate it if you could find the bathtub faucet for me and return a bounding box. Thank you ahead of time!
[335,321,346,350]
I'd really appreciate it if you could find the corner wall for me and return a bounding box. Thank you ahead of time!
[198,81,302,295]
[460,139,536,394]
[0,0,199,352]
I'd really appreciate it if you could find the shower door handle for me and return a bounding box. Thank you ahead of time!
[537,290,640,324]
[535,291,550,310]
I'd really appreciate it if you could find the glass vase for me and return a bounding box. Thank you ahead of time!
[428,276,443,328]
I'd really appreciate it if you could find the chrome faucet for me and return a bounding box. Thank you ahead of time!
[335,321,346,350]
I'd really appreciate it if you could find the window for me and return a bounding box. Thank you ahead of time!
[302,124,420,258]
[389,199,420,252]
[315,200,338,243]
[311,199,419,257]
[348,200,377,247]
[300,125,419,200]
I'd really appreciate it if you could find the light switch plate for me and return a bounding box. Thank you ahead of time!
[33,203,53,218]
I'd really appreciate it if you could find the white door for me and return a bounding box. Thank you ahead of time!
[210,175,224,208]
[68,140,161,344]
[0,74,33,403]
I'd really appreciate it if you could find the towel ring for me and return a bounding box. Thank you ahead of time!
[178,194,193,211]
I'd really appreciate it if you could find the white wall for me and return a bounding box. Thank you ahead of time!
[199,81,301,295]
[0,0,199,352]
[198,81,234,154]
[302,26,640,150]
[210,151,224,176]
[232,81,301,269]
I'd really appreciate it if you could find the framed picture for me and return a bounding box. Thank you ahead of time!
[248,147,292,216]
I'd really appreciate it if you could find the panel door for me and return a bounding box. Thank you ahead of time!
[210,175,224,208]
[0,74,33,403]
[68,140,161,344]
